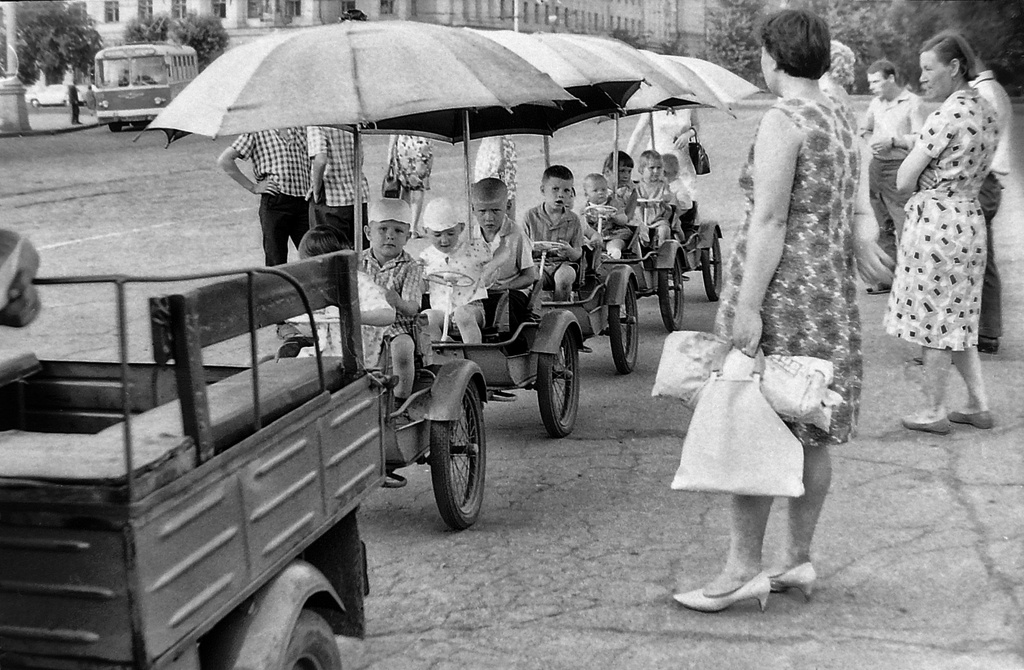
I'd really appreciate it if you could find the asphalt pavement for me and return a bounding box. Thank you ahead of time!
[1,102,1022,670]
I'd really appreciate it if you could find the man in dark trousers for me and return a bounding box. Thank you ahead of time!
[67,84,81,125]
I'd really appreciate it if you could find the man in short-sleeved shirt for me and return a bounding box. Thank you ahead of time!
[217,127,311,266]
[308,126,370,249]
[971,65,1013,354]
[860,60,923,292]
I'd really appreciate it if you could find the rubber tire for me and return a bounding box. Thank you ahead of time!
[536,329,580,438]
[608,282,638,375]
[281,610,342,670]
[429,384,485,530]
[657,253,686,332]
[701,232,723,302]
[108,122,124,133]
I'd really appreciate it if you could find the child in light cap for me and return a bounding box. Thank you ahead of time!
[418,198,499,344]
[360,198,423,404]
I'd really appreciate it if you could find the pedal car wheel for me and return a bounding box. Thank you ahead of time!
[536,329,580,438]
[658,253,686,332]
[608,282,638,374]
[701,232,723,302]
[281,610,343,670]
[429,384,486,530]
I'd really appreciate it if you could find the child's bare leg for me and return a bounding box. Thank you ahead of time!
[606,239,625,259]
[453,304,482,344]
[655,221,671,246]
[554,264,576,302]
[423,309,445,340]
[390,333,415,400]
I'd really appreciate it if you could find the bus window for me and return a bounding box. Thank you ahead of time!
[99,59,131,87]
[132,56,167,86]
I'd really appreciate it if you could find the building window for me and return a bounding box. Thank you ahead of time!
[171,0,187,19]
[104,0,120,22]
[284,0,301,17]
[212,0,226,18]
[380,0,394,14]
[410,0,418,16]
[137,0,152,20]
[533,2,538,24]
[341,0,357,10]
[247,0,261,18]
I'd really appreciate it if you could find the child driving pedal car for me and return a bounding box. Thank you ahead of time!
[418,198,497,344]
[635,149,681,247]
[522,165,585,302]
[581,172,633,260]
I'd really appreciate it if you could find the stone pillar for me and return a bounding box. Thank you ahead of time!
[0,4,30,133]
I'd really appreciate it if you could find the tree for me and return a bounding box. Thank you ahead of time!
[123,13,174,44]
[15,1,102,85]
[704,0,765,88]
[171,13,229,71]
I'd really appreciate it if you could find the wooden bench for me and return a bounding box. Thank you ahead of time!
[0,252,365,496]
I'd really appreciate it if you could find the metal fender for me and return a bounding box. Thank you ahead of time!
[199,560,345,670]
[603,265,637,306]
[530,310,583,355]
[426,359,486,422]
[655,240,683,270]
[697,223,721,249]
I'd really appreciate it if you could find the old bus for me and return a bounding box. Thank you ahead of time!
[93,44,198,132]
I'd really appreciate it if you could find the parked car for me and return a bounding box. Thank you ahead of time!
[24,84,88,108]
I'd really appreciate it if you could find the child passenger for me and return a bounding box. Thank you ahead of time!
[471,178,538,333]
[581,173,633,260]
[360,198,424,404]
[521,165,585,302]
[279,227,395,368]
[635,149,680,247]
[418,197,495,344]
[662,153,697,241]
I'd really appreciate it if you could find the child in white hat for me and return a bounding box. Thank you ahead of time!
[417,198,498,344]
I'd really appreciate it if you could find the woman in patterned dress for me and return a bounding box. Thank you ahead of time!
[674,10,892,613]
[389,134,434,234]
[473,136,518,222]
[885,32,1000,433]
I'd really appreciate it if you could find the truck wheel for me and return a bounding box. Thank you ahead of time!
[701,232,723,302]
[536,328,579,438]
[657,253,686,332]
[608,282,638,374]
[281,610,342,670]
[429,384,485,530]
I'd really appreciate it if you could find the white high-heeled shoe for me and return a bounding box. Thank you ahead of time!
[768,562,816,600]
[673,573,771,613]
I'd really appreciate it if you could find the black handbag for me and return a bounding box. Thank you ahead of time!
[688,133,711,176]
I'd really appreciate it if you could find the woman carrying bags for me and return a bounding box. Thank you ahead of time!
[674,9,892,613]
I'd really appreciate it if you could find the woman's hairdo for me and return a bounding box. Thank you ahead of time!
[759,9,831,81]
[921,30,978,82]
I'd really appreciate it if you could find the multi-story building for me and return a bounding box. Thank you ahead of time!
[83,0,711,54]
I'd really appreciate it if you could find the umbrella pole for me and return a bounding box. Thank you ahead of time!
[613,114,620,189]
[463,110,473,238]
[353,126,363,254]
[543,136,551,168]
[648,111,656,151]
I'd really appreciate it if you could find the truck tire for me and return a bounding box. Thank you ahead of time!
[281,610,342,670]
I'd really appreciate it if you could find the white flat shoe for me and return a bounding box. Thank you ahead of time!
[673,573,770,613]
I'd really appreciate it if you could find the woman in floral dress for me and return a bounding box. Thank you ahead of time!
[885,31,1000,433]
[674,9,891,614]
[473,136,518,222]
[389,134,433,234]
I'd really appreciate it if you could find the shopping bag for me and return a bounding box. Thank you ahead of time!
[671,350,805,497]
[651,331,732,408]
[762,355,843,432]
[688,132,711,176]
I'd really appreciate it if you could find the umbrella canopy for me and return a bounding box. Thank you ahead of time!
[149,20,576,139]
[626,51,761,114]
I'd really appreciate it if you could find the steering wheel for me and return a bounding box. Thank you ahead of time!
[424,270,476,288]
[584,204,619,219]
[636,198,662,207]
[532,240,571,254]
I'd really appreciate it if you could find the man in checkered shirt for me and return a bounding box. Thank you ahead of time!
[308,126,370,249]
[217,127,311,266]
